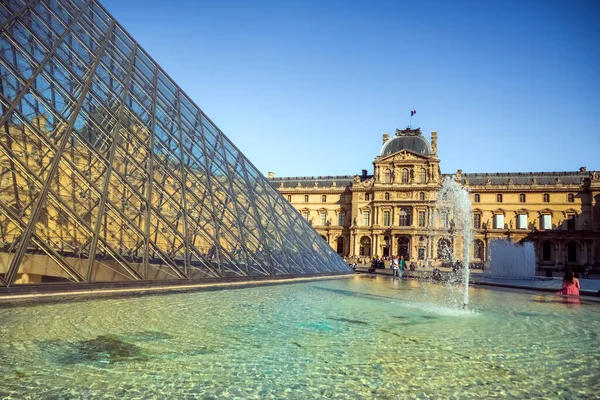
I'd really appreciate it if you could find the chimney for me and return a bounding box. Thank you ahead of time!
[361,169,368,177]
[267,172,274,179]
[580,166,587,173]
[431,131,438,156]
[382,133,389,144]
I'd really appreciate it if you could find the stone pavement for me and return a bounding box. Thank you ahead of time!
[354,265,600,297]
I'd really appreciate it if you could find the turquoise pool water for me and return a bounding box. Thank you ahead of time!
[1,276,599,399]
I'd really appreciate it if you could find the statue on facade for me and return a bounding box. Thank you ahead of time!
[395,127,422,137]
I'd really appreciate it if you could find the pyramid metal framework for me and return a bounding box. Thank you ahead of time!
[0,0,350,287]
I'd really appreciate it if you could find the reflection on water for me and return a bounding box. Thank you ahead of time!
[0,277,599,398]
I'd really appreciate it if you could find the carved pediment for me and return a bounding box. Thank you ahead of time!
[378,149,430,163]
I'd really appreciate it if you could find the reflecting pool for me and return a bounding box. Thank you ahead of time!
[1,276,599,399]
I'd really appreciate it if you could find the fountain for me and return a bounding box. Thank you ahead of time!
[437,176,473,307]
[484,239,536,279]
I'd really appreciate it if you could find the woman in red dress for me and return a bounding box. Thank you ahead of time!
[557,270,580,296]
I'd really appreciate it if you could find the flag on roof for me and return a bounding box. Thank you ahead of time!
[411,110,417,117]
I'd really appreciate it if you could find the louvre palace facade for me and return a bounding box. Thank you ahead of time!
[270,128,600,271]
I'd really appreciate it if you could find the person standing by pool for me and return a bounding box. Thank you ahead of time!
[557,271,579,296]
[392,256,399,278]
[398,256,405,278]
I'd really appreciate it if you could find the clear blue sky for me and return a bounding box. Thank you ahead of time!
[101,0,599,178]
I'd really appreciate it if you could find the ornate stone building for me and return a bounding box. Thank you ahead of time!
[270,128,600,271]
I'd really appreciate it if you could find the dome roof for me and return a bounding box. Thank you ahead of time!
[380,130,433,157]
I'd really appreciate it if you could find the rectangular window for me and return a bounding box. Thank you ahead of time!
[567,216,575,231]
[441,211,449,228]
[319,214,326,226]
[383,211,390,226]
[418,211,426,227]
[338,212,345,227]
[517,214,527,230]
[302,211,309,220]
[418,248,425,260]
[362,211,370,226]
[541,214,551,230]
[473,214,481,229]
[400,211,411,226]
[493,214,504,229]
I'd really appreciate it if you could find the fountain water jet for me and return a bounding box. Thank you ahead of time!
[437,176,473,307]
[484,239,536,279]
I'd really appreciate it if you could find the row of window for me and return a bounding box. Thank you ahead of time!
[472,213,575,230]
[290,192,577,204]
[301,211,345,226]
[381,168,428,184]
[303,209,577,231]
[474,193,576,203]
[291,192,430,203]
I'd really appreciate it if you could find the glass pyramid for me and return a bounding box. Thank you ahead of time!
[0,0,350,287]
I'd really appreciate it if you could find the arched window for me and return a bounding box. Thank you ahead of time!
[287,195,291,202]
[304,195,309,203]
[543,193,550,203]
[519,193,526,203]
[474,239,484,259]
[497,194,503,203]
[401,168,409,183]
[419,192,425,201]
[437,238,452,261]
[359,236,371,256]
[336,236,344,254]
[568,193,574,203]
[383,168,391,183]
[419,168,427,183]
[384,192,390,201]
[321,195,327,203]
[474,194,480,203]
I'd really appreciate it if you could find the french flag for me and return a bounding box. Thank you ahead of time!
[410,110,417,117]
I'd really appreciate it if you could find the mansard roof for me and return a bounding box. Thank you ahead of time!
[270,175,362,189]
[453,171,589,186]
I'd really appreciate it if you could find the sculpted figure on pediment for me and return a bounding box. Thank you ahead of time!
[363,177,374,187]
[353,175,361,183]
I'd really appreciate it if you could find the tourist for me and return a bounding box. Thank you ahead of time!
[398,256,405,278]
[583,264,591,279]
[557,271,580,296]
[563,268,581,290]
[392,256,399,278]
